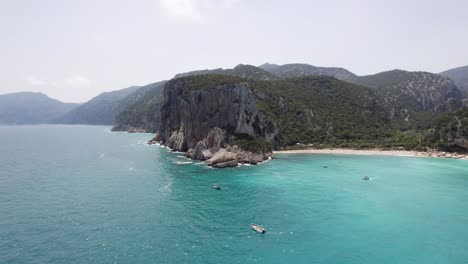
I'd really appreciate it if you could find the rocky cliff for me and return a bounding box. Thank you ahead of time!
[350,70,463,128]
[154,75,277,167]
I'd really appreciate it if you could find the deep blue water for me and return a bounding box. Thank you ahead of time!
[1,125,468,264]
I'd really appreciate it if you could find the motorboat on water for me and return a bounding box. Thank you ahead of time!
[362,176,370,180]
[251,223,266,234]
[212,185,221,190]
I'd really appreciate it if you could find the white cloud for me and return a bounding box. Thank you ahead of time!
[159,0,241,22]
[25,76,47,86]
[160,0,204,22]
[64,75,91,88]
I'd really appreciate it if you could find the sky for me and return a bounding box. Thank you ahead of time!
[1,0,467,103]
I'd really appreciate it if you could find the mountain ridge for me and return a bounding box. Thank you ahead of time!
[440,65,468,94]
[0,92,79,124]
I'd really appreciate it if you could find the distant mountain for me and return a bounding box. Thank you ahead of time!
[56,82,163,125]
[258,63,280,72]
[259,63,357,82]
[175,64,277,81]
[229,64,278,80]
[350,70,463,127]
[0,92,79,124]
[440,65,468,93]
[112,81,167,132]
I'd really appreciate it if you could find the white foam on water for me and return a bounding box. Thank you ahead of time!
[172,161,193,165]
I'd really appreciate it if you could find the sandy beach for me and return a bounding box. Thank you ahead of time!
[274,148,468,160]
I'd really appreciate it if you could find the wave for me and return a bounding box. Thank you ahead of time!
[172,160,193,165]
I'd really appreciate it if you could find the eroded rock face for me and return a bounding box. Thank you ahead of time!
[212,160,238,168]
[159,79,276,151]
[206,148,237,166]
[147,132,162,145]
[157,78,276,167]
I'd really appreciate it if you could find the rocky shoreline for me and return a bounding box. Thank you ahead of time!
[148,130,273,168]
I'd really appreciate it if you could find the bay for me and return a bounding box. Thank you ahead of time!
[1,125,467,263]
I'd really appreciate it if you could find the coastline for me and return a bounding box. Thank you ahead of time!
[274,148,468,160]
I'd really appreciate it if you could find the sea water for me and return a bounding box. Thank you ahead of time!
[1,125,468,264]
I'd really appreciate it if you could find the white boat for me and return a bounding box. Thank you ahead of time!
[251,223,266,234]
[212,185,221,190]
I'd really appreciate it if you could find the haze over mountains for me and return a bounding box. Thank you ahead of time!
[1,63,467,153]
[440,65,468,93]
[0,92,78,124]
[56,81,165,125]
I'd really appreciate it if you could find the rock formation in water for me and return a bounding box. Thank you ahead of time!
[151,75,277,167]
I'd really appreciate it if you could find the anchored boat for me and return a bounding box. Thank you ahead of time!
[251,223,266,234]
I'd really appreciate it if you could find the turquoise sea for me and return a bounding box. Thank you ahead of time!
[1,125,468,264]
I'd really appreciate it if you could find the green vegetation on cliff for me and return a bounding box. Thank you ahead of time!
[425,106,468,151]
[113,64,465,153]
[183,74,246,93]
[113,82,166,132]
[234,134,273,154]
[249,76,394,147]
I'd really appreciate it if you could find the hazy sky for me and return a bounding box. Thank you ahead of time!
[1,0,467,102]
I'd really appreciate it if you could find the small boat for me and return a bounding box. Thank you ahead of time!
[251,223,266,234]
[212,185,221,190]
[362,176,370,180]
[323,165,328,168]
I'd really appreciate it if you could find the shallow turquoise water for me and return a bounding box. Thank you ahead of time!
[1,125,468,263]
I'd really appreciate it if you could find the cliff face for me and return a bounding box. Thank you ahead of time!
[156,76,277,166]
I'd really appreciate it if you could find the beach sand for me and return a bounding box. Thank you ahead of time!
[274,148,468,160]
